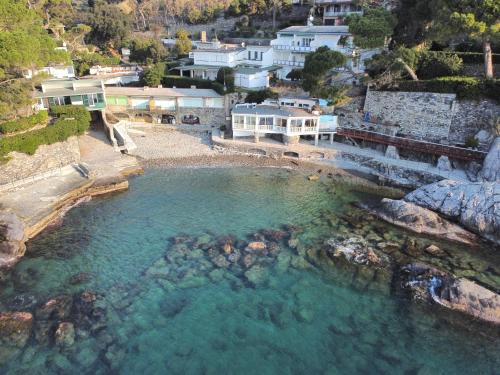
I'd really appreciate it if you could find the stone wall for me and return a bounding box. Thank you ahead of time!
[449,99,500,146]
[0,136,80,185]
[363,89,456,142]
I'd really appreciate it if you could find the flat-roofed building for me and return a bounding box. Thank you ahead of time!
[105,86,226,125]
[232,103,320,145]
[34,79,106,111]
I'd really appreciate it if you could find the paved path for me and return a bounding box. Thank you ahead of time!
[214,134,469,182]
[79,130,141,179]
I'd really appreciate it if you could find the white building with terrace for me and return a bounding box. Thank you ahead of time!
[231,104,322,145]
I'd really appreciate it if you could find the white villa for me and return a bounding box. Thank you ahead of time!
[232,103,321,145]
[23,65,76,80]
[315,0,363,25]
[270,25,377,78]
[176,41,278,90]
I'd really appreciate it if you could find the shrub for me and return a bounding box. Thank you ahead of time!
[161,75,227,95]
[286,69,303,81]
[465,136,479,148]
[387,77,500,102]
[0,112,48,134]
[245,89,277,104]
[417,52,463,79]
[0,106,90,157]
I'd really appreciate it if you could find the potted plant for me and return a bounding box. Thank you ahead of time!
[220,125,227,139]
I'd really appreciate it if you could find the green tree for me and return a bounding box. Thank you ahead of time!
[286,69,303,81]
[346,8,397,48]
[143,62,166,86]
[129,37,167,64]
[175,29,192,56]
[302,47,346,93]
[86,2,131,48]
[431,0,499,79]
[216,67,235,91]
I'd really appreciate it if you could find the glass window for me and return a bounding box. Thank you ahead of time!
[248,51,251,60]
[291,119,302,126]
[280,118,287,127]
[259,117,273,125]
[234,115,244,124]
[254,51,258,60]
[245,116,256,125]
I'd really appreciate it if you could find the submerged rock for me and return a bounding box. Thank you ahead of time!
[0,311,33,348]
[0,211,26,268]
[54,322,75,347]
[371,198,478,245]
[244,265,269,286]
[246,242,267,251]
[325,237,388,267]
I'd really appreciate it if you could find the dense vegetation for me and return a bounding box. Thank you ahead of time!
[0,112,49,134]
[0,106,90,157]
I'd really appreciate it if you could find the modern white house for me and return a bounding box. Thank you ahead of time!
[263,96,318,109]
[177,44,277,90]
[315,0,363,25]
[23,65,76,80]
[34,79,106,111]
[270,25,379,78]
[231,103,321,145]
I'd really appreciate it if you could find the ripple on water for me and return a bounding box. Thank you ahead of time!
[0,167,498,374]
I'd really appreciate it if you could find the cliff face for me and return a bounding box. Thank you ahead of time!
[405,180,500,245]
[480,137,500,182]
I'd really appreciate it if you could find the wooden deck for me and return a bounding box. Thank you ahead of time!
[336,127,487,162]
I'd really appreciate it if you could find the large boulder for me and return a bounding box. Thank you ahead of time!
[0,212,26,268]
[405,180,500,245]
[401,263,500,325]
[372,198,478,245]
[480,137,500,182]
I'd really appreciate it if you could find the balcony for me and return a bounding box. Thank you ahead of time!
[233,123,317,135]
[316,0,354,3]
[324,10,362,17]
[273,60,305,67]
[272,44,312,52]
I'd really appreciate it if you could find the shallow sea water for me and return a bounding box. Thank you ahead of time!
[0,168,499,374]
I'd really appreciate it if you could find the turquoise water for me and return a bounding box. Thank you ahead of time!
[0,168,499,374]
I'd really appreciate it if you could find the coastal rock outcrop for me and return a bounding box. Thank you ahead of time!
[0,212,26,268]
[401,263,500,325]
[372,198,478,245]
[405,180,500,245]
[480,136,500,182]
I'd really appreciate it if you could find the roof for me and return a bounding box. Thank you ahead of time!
[278,26,350,35]
[175,64,220,71]
[35,79,104,97]
[191,47,246,54]
[104,86,222,98]
[235,65,277,75]
[232,104,317,117]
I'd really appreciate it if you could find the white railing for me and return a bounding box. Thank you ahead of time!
[233,123,318,134]
[273,60,305,67]
[273,45,312,52]
[324,10,362,17]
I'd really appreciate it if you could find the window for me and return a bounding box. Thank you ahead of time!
[290,119,302,126]
[248,51,251,60]
[259,117,273,126]
[254,51,258,60]
[245,116,256,125]
[260,52,264,60]
[234,115,244,125]
[280,118,287,127]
